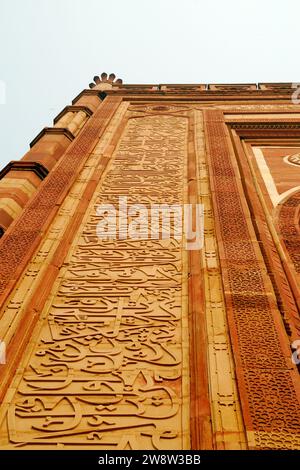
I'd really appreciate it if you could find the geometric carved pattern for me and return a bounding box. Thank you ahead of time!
[204,110,300,449]
[244,369,300,449]
[194,111,247,449]
[0,114,190,449]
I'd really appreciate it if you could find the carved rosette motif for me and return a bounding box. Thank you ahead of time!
[287,153,300,166]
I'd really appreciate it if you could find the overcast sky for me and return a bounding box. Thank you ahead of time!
[0,0,300,168]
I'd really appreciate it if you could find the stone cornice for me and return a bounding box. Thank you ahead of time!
[0,161,49,180]
[30,127,75,148]
[111,82,295,91]
[53,105,93,124]
[72,89,102,105]
[231,122,300,129]
[98,82,300,102]
[74,83,300,105]
[230,121,300,138]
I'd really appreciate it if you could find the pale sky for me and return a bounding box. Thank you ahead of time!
[0,0,299,168]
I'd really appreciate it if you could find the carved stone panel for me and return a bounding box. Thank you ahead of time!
[0,115,190,450]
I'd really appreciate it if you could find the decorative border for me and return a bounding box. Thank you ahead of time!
[230,122,300,139]
[195,110,247,449]
[228,121,300,330]
[229,136,300,342]
[204,109,300,449]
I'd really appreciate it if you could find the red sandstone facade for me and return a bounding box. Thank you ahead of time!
[0,75,299,449]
